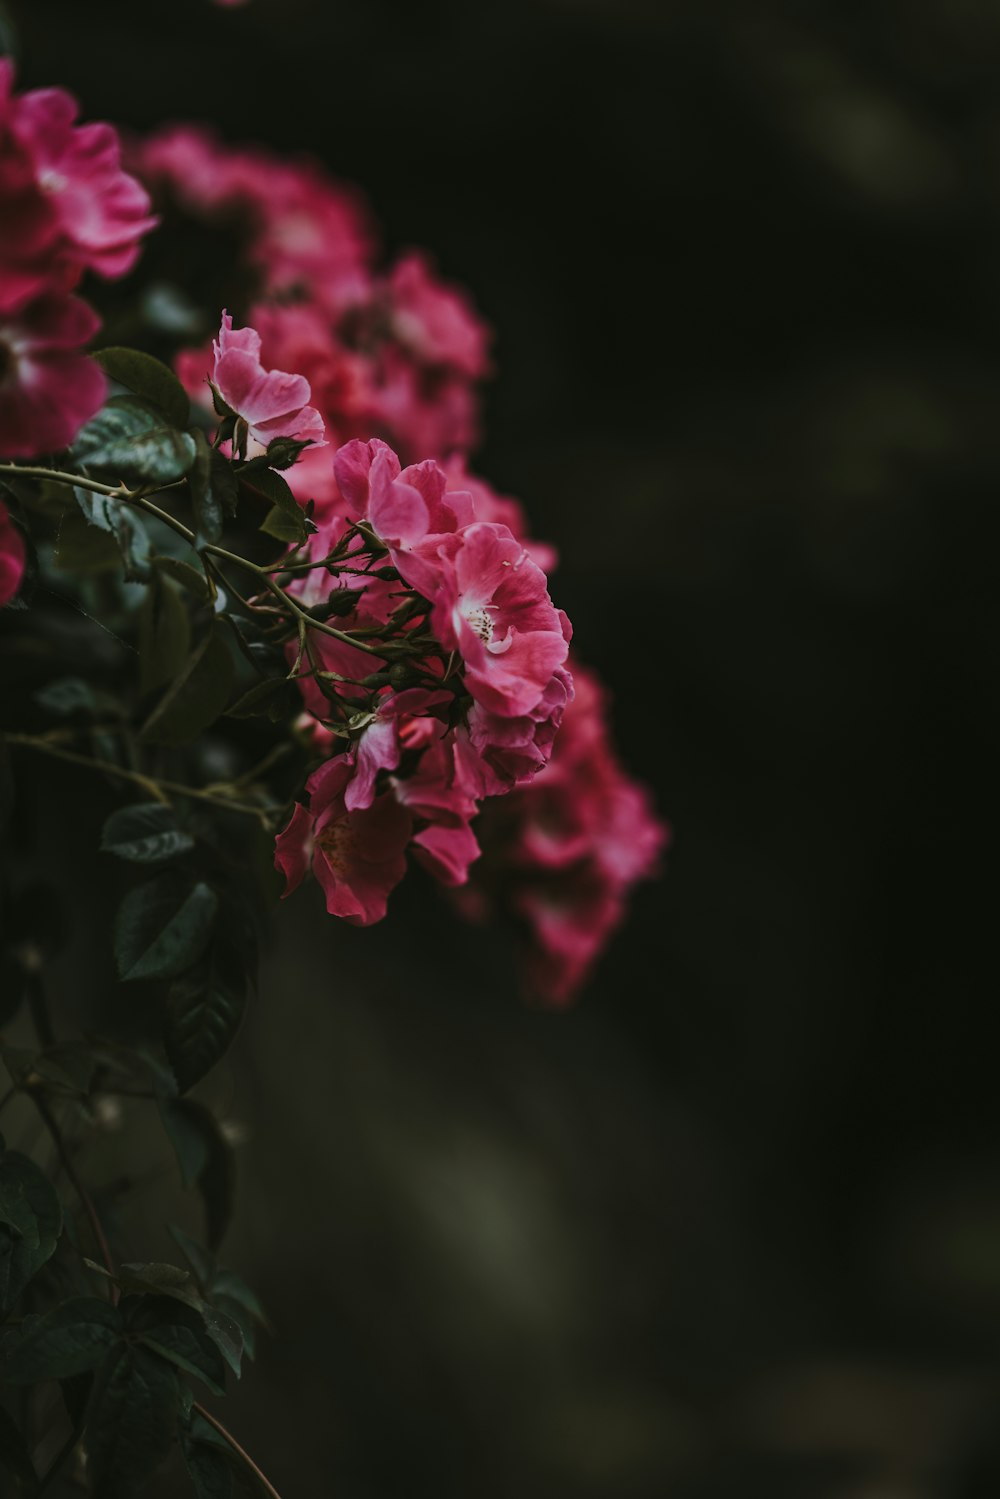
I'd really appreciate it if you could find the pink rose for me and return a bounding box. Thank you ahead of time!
[210,311,326,453]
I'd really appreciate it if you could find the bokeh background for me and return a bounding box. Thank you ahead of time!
[9,0,1000,1494]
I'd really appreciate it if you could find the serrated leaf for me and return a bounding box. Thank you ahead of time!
[209,452,239,517]
[140,623,235,747]
[128,1297,227,1395]
[93,348,191,429]
[138,572,191,695]
[199,1302,243,1379]
[0,1403,39,1496]
[73,486,151,582]
[189,430,223,547]
[241,467,307,543]
[115,878,218,983]
[166,972,245,1095]
[0,1151,63,1314]
[101,803,194,864]
[2,1297,120,1383]
[85,1344,180,1499]
[158,1101,235,1251]
[73,396,196,485]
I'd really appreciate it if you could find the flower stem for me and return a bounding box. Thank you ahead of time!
[4,733,275,821]
[192,1403,285,1499]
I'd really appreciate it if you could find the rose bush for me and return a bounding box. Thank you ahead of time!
[0,51,665,1498]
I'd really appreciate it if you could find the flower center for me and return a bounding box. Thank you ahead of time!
[465,605,495,643]
[39,168,69,194]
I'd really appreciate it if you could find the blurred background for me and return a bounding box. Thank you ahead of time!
[9,0,1000,1494]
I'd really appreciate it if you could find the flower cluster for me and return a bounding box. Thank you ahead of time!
[135,124,490,479]
[0,62,155,470]
[463,665,669,1003]
[251,421,571,924]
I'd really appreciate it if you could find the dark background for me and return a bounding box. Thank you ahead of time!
[11,1,1000,1494]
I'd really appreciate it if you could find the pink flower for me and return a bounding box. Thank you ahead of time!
[387,253,491,380]
[0,498,26,606]
[344,686,451,812]
[210,311,326,452]
[434,522,570,717]
[456,665,574,797]
[332,438,472,597]
[0,61,155,293]
[274,756,411,925]
[461,664,667,1003]
[391,736,481,886]
[444,458,557,574]
[0,294,105,458]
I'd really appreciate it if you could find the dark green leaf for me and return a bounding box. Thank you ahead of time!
[129,1297,227,1395]
[167,1224,215,1288]
[189,431,223,547]
[93,348,191,429]
[140,624,235,747]
[0,1403,38,1496]
[2,1298,120,1383]
[181,1412,233,1499]
[115,878,218,983]
[116,1262,203,1311]
[138,573,191,695]
[73,486,151,582]
[73,396,196,484]
[53,505,122,573]
[101,803,194,865]
[199,1303,243,1380]
[152,554,210,600]
[158,1101,235,1251]
[241,467,307,543]
[209,452,239,517]
[0,1151,63,1314]
[85,1345,180,1499]
[224,675,296,721]
[166,972,246,1095]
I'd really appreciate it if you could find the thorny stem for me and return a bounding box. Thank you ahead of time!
[0,461,409,659]
[4,733,275,822]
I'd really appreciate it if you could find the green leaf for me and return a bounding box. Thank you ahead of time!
[241,467,308,543]
[101,803,195,864]
[73,396,196,485]
[159,1101,235,1252]
[152,554,210,601]
[116,1262,203,1311]
[2,1298,120,1383]
[209,452,239,517]
[52,506,122,574]
[140,623,235,747]
[138,573,191,695]
[199,1303,243,1380]
[115,878,218,983]
[0,1403,38,1496]
[166,971,246,1095]
[0,1151,63,1314]
[224,675,297,722]
[167,1224,215,1288]
[188,430,223,547]
[93,348,191,429]
[73,486,151,583]
[85,1345,180,1499]
[128,1297,227,1396]
[181,1412,233,1499]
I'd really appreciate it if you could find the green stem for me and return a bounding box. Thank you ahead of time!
[4,733,274,821]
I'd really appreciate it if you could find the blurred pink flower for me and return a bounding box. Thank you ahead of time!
[0,293,105,458]
[0,499,26,605]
